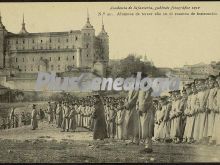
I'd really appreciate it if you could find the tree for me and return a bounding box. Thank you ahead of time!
[108,54,165,78]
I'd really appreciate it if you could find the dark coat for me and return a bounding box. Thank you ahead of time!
[92,99,108,140]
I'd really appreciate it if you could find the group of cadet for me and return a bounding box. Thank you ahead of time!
[0,109,31,130]
[26,72,220,153]
[154,74,220,146]
[44,98,96,132]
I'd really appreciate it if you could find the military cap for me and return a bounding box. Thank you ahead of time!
[161,96,168,100]
[182,88,186,93]
[194,79,199,83]
[208,75,216,80]
[198,78,206,83]
[174,90,181,94]
[168,90,175,94]
[184,83,191,88]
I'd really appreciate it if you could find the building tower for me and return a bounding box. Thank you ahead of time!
[19,14,28,34]
[0,12,7,68]
[97,15,109,65]
[80,9,95,68]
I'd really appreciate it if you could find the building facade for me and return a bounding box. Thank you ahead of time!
[0,13,109,74]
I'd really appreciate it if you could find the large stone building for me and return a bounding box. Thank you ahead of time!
[0,13,109,74]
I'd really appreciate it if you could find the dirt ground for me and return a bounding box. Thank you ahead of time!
[0,122,219,163]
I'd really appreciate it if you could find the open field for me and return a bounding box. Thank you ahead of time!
[0,122,219,163]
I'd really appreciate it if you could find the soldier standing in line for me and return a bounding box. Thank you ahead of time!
[161,95,172,143]
[193,79,204,143]
[138,85,155,153]
[188,82,199,143]
[212,74,220,145]
[123,82,139,144]
[108,103,117,139]
[21,112,26,126]
[205,75,218,144]
[182,83,192,143]
[209,78,219,144]
[202,78,211,142]
[9,107,15,128]
[154,96,167,141]
[47,102,54,124]
[169,90,177,142]
[105,98,111,138]
[92,93,108,140]
[172,90,183,144]
[69,103,77,132]
[31,104,38,130]
[61,102,70,132]
[179,88,188,142]
[53,102,58,123]
[56,102,63,128]
[75,100,80,127]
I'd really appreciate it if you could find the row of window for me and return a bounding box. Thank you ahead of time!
[9,36,78,45]
[17,65,62,71]
[12,43,89,50]
[13,45,75,50]
[15,56,76,62]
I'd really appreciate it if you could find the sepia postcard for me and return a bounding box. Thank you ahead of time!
[0,1,220,163]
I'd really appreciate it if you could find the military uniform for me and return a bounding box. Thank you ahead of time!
[31,104,38,130]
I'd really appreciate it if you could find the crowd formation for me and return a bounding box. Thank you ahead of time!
[154,74,220,146]
[2,73,220,154]
[0,111,32,129]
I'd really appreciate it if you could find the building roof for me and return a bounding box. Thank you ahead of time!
[7,30,81,38]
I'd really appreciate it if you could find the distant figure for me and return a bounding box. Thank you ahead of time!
[7,116,11,129]
[116,101,126,140]
[92,94,108,140]
[108,104,116,139]
[9,107,15,128]
[69,104,77,132]
[31,104,38,130]
[56,103,63,128]
[1,118,6,129]
[21,112,26,126]
[61,102,71,132]
[39,109,45,121]
[47,102,54,124]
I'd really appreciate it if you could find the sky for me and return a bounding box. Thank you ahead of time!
[0,2,220,68]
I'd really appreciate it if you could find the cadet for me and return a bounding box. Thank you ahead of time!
[205,75,218,143]
[61,102,70,132]
[31,104,38,130]
[116,100,126,140]
[56,103,63,128]
[212,74,220,145]
[69,103,77,132]
[183,83,193,143]
[47,102,54,124]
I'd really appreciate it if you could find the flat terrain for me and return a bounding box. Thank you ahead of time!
[0,122,219,163]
